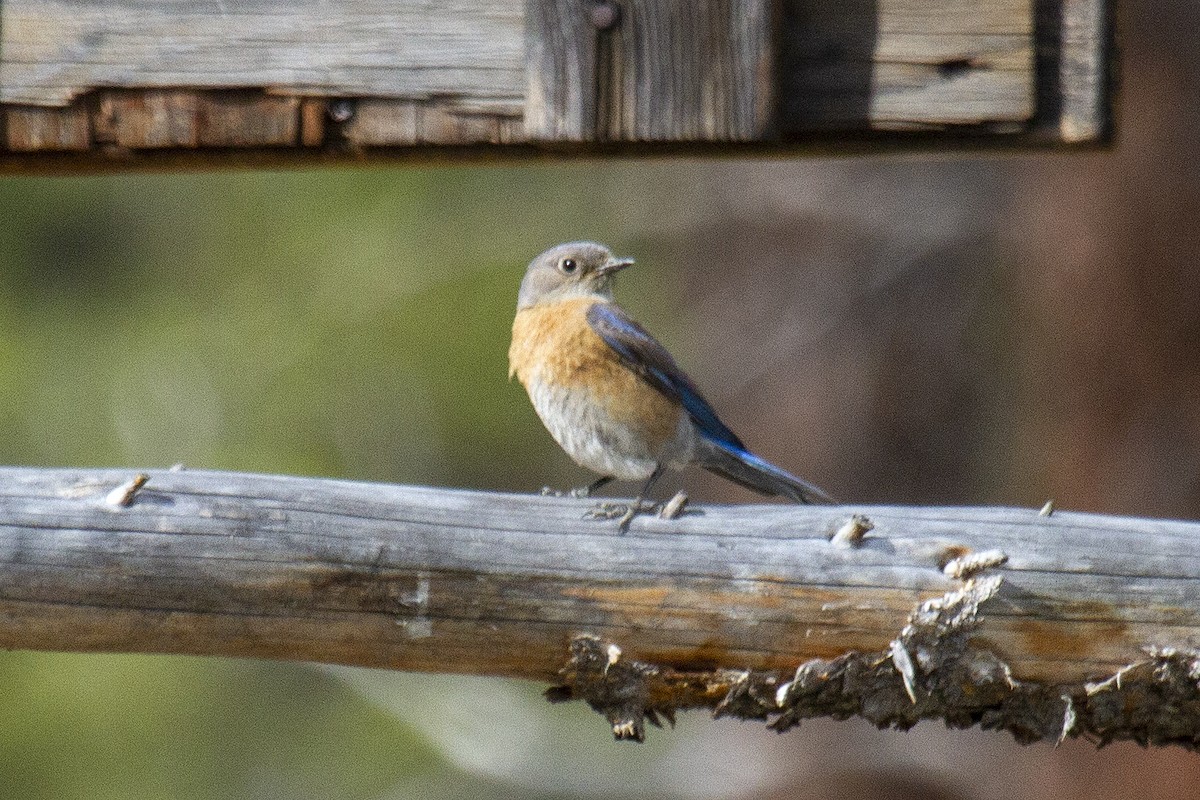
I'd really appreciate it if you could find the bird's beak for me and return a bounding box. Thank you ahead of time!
[597,256,635,276]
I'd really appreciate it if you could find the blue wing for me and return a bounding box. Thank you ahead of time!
[585,302,744,451]
[587,302,836,504]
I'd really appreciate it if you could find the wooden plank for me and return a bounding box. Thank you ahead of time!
[195,93,300,147]
[524,0,598,141]
[781,0,1034,132]
[526,0,777,142]
[340,100,419,146]
[4,105,90,151]
[1032,0,1113,142]
[25,90,307,151]
[417,103,514,146]
[2,0,1032,132]
[299,98,326,148]
[93,90,199,148]
[338,99,523,147]
[0,0,525,107]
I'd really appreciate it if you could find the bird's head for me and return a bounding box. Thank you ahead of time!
[517,241,634,309]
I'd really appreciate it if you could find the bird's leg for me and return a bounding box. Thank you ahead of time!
[582,467,665,529]
[546,476,614,498]
[570,475,614,499]
[616,464,666,533]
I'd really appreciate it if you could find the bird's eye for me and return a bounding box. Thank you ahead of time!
[559,258,577,274]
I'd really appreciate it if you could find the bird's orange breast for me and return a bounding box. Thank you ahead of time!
[509,298,683,445]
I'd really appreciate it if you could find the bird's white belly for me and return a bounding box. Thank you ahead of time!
[525,377,691,480]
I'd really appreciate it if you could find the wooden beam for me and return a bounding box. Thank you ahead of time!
[0,467,1198,746]
[4,104,90,151]
[0,0,1111,168]
[1033,0,1114,143]
[0,1,525,108]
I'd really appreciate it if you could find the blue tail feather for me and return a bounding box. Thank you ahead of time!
[697,436,835,505]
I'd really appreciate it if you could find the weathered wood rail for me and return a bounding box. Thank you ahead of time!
[0,0,1113,170]
[2,466,1198,747]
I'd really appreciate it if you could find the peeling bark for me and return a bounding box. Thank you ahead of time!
[552,577,1200,748]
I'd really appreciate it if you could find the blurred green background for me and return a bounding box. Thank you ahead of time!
[5,6,1200,797]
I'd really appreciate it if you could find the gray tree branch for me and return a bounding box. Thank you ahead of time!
[1,466,1197,746]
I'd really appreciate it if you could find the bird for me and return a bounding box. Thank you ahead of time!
[508,241,835,530]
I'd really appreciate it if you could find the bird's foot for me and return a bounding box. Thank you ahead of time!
[616,504,641,533]
[584,500,662,533]
[583,501,631,521]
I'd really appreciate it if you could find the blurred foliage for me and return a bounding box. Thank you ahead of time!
[0,169,593,480]
[0,653,441,800]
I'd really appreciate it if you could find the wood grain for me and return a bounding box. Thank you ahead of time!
[0,0,1110,162]
[93,90,200,148]
[781,0,1034,131]
[0,466,1194,690]
[1033,0,1113,142]
[0,0,525,108]
[5,105,91,151]
[526,0,776,141]
[524,0,598,141]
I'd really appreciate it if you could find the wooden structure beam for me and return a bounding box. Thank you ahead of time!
[0,1,1113,168]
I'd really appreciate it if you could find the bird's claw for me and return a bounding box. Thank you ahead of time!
[617,505,639,533]
[584,500,662,532]
[583,501,629,521]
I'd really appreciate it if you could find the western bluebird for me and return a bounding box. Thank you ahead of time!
[509,241,834,529]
